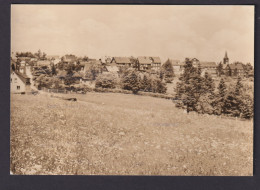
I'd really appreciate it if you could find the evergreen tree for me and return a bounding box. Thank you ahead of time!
[217,62,224,77]
[51,64,57,76]
[214,78,227,115]
[203,72,215,94]
[161,59,174,83]
[141,74,152,92]
[234,76,243,96]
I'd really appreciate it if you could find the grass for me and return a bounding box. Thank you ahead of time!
[10,92,253,175]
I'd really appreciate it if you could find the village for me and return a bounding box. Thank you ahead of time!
[10,50,254,94]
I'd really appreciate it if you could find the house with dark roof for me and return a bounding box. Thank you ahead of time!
[150,57,161,71]
[167,59,184,75]
[200,61,217,77]
[111,57,132,67]
[224,63,245,77]
[37,60,51,68]
[10,71,31,93]
[137,56,152,71]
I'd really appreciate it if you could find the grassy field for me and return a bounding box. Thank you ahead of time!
[10,92,253,175]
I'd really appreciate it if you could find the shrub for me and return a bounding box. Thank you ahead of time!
[120,69,142,94]
[151,78,167,94]
[95,73,117,89]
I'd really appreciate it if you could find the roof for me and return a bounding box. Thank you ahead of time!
[17,57,31,61]
[46,55,60,60]
[12,70,30,84]
[137,56,152,64]
[228,63,244,70]
[72,72,83,78]
[150,57,161,64]
[37,60,51,66]
[82,60,102,70]
[168,59,181,66]
[112,57,131,64]
[105,65,119,72]
[200,62,217,68]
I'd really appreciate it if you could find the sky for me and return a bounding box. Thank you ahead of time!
[11,5,254,64]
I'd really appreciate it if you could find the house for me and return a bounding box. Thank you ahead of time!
[150,57,161,71]
[200,62,217,77]
[46,55,61,65]
[62,55,77,64]
[167,59,184,75]
[99,56,112,65]
[80,60,102,74]
[224,63,245,77]
[137,56,152,71]
[10,71,31,93]
[17,57,31,63]
[111,57,132,67]
[190,58,200,67]
[37,60,51,68]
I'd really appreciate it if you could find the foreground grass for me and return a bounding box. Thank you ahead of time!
[10,92,253,175]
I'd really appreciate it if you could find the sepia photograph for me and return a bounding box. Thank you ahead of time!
[10,5,254,176]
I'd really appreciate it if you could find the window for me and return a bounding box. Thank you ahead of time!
[14,78,17,83]
[17,86,20,90]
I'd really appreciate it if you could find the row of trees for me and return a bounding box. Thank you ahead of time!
[15,49,47,60]
[95,69,167,94]
[175,58,253,119]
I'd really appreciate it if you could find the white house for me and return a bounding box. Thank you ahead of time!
[10,71,31,93]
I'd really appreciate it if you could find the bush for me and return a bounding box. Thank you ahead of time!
[95,73,117,89]
[151,78,167,94]
[120,69,142,94]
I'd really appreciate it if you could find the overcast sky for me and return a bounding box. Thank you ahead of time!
[11,5,254,63]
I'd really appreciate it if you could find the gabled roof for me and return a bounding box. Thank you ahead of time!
[11,70,30,85]
[81,60,102,70]
[105,65,119,72]
[200,62,217,68]
[150,57,161,64]
[137,56,152,64]
[37,60,51,66]
[168,59,181,66]
[46,55,60,60]
[228,63,244,70]
[112,57,131,64]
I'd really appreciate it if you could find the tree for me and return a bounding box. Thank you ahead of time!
[217,62,224,77]
[95,73,117,89]
[214,78,227,115]
[151,78,167,94]
[141,74,153,92]
[121,70,141,94]
[51,64,57,76]
[234,77,243,96]
[175,58,202,113]
[161,59,174,83]
[203,72,215,94]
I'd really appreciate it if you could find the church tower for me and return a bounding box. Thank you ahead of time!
[223,51,229,65]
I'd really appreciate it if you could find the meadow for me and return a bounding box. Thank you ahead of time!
[10,92,253,175]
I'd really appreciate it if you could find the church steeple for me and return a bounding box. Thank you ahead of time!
[223,51,229,64]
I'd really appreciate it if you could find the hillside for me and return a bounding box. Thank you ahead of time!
[10,93,253,175]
